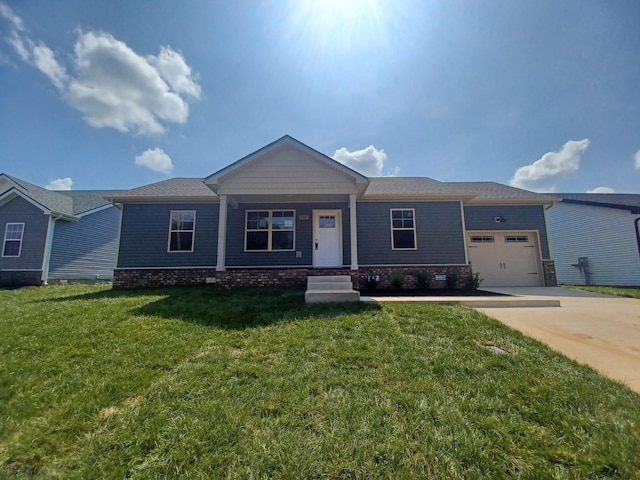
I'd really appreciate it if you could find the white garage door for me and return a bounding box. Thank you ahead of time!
[467,232,542,287]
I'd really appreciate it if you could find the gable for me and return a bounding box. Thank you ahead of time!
[205,136,369,197]
[215,144,360,195]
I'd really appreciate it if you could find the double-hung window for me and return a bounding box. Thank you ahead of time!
[3,223,24,257]
[390,209,416,250]
[245,210,295,251]
[168,211,195,252]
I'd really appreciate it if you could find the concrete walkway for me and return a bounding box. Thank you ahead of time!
[362,287,640,393]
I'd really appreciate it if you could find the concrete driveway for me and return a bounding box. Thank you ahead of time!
[477,287,640,393]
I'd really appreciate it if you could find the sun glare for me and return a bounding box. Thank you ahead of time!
[286,0,393,55]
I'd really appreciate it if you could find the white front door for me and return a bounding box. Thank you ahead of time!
[313,210,342,267]
[467,231,542,287]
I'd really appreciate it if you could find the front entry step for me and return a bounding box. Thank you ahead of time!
[305,275,360,303]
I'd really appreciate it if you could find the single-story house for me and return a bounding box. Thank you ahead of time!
[0,173,120,286]
[546,193,640,286]
[108,136,557,290]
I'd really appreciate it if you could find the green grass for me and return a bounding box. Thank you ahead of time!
[1,285,639,479]
[566,285,640,299]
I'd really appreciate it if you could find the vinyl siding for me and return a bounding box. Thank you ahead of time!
[218,147,356,195]
[226,202,351,267]
[48,206,119,280]
[357,201,466,265]
[117,203,218,268]
[0,195,48,271]
[547,202,640,286]
[464,205,550,258]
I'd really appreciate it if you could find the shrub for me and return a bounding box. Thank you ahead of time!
[445,270,459,289]
[391,273,405,289]
[467,271,483,290]
[416,271,432,289]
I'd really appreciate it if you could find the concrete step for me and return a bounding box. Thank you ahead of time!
[305,290,361,303]
[305,275,360,303]
[307,275,353,284]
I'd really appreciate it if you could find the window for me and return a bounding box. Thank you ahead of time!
[168,211,195,252]
[390,209,416,250]
[505,235,529,243]
[470,235,495,243]
[246,210,295,251]
[3,223,24,257]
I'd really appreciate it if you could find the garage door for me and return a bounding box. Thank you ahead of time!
[467,232,542,287]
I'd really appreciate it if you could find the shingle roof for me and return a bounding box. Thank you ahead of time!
[552,193,640,212]
[5,174,74,216]
[446,182,555,201]
[108,178,217,199]
[57,190,120,215]
[365,178,553,202]
[2,174,118,217]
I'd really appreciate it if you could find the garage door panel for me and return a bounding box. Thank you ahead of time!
[468,232,541,287]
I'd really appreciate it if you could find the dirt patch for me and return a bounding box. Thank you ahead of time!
[360,289,509,297]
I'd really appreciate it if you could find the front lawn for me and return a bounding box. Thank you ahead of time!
[567,285,640,299]
[1,285,639,479]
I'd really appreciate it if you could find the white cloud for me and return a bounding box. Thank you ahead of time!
[148,46,201,99]
[45,177,73,190]
[67,31,195,134]
[332,145,387,177]
[635,150,640,170]
[0,2,24,30]
[510,139,590,192]
[32,43,68,90]
[135,148,173,174]
[1,5,201,135]
[586,186,616,193]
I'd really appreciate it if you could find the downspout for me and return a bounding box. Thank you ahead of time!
[41,213,61,285]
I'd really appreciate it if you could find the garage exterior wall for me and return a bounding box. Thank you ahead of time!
[546,202,640,286]
[464,205,550,259]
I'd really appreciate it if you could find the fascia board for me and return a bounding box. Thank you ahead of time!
[106,196,220,204]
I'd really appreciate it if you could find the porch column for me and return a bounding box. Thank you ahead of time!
[349,193,358,270]
[216,195,228,271]
[41,215,56,284]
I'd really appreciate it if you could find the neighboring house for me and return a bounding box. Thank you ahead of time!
[0,174,120,286]
[547,193,640,286]
[109,136,557,289]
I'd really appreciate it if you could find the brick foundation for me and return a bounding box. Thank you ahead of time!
[114,267,360,289]
[542,260,558,287]
[359,265,472,290]
[0,270,42,287]
[113,265,474,290]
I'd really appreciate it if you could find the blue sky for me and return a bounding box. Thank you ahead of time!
[1,0,639,193]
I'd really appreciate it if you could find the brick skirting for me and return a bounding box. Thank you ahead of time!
[113,265,474,290]
[542,260,558,287]
[114,267,360,289]
[0,270,42,287]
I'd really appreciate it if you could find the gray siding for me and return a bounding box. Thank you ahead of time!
[357,201,466,265]
[117,203,218,268]
[49,206,120,281]
[547,202,640,286]
[464,205,550,258]
[226,202,351,267]
[0,196,48,271]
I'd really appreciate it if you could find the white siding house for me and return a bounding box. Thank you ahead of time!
[546,194,640,286]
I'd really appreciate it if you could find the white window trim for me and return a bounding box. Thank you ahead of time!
[167,210,196,253]
[2,222,24,257]
[390,208,417,250]
[245,209,296,252]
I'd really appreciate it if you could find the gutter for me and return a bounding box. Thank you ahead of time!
[635,218,640,260]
